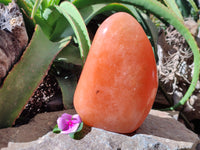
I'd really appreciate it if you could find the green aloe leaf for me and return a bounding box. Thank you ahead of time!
[0,25,71,128]
[175,0,191,17]
[52,1,91,63]
[187,0,199,14]
[32,0,62,19]
[31,0,42,18]
[17,0,61,19]
[40,0,60,11]
[17,0,35,17]
[56,75,77,109]
[16,0,61,29]
[79,3,134,24]
[163,0,183,20]
[33,1,90,64]
[73,0,200,110]
[55,42,83,66]
[139,11,158,59]
[52,42,82,109]
[175,0,198,19]
[35,7,65,39]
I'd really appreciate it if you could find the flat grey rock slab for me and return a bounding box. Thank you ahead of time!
[1,109,199,150]
[136,109,198,142]
[1,128,197,150]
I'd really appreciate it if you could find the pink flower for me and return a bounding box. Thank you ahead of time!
[57,113,82,134]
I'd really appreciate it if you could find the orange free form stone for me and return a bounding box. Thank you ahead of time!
[74,12,158,133]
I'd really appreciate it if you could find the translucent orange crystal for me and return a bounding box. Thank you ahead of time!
[74,12,158,133]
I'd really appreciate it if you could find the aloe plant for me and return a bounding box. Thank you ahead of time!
[0,26,71,128]
[175,0,199,20]
[0,0,199,128]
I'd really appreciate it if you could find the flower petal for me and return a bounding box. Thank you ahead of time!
[57,117,68,131]
[61,123,80,134]
[72,114,82,123]
[56,113,82,134]
[61,113,72,120]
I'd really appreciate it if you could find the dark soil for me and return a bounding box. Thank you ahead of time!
[14,74,64,127]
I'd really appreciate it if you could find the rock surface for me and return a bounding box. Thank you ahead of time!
[0,109,199,150]
[0,1,28,83]
[136,109,197,142]
[2,129,197,150]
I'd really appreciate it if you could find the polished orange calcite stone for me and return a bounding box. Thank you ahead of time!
[74,12,158,133]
